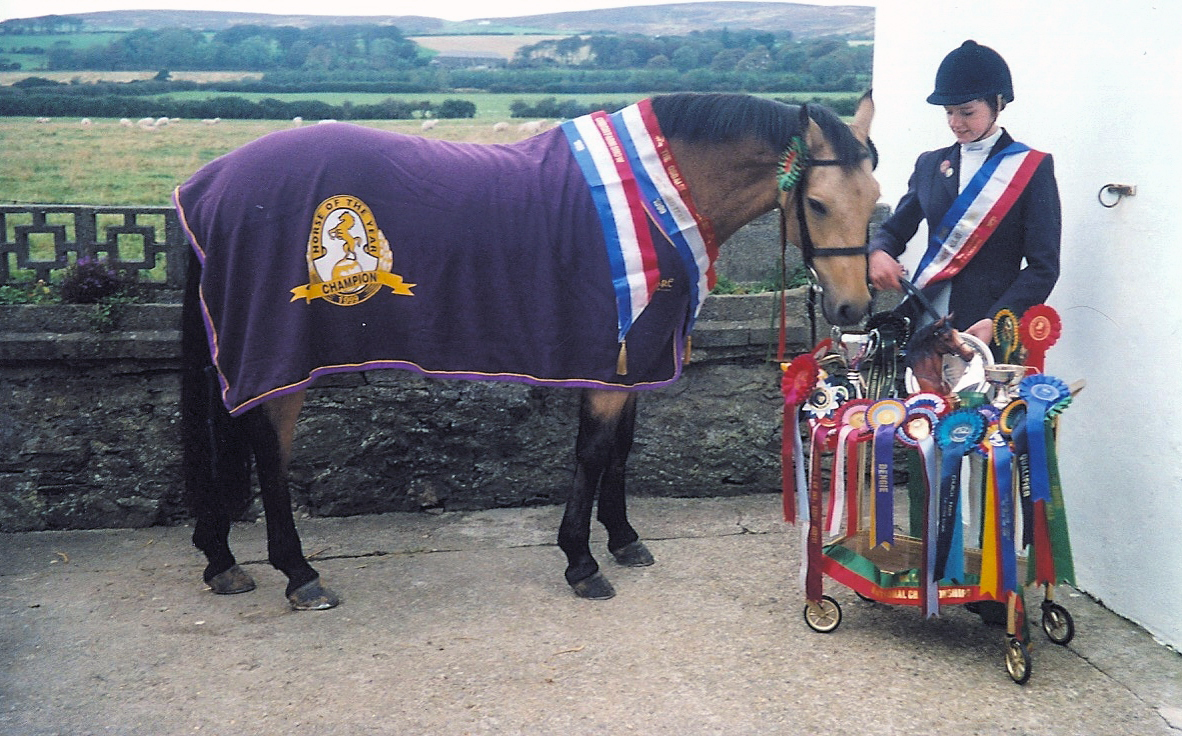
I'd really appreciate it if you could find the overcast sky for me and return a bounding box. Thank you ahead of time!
[0,0,872,24]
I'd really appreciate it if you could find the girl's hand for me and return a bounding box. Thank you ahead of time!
[869,249,905,291]
[964,318,993,345]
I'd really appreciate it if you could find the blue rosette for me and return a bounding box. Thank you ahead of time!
[1019,374,1072,417]
[1018,374,1071,503]
[934,408,987,450]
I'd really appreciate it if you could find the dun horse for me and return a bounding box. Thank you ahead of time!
[177,93,879,608]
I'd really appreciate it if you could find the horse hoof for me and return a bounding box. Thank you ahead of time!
[207,565,256,595]
[570,571,616,601]
[287,579,340,610]
[610,540,654,567]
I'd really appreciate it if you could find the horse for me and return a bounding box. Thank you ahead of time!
[177,92,879,609]
[904,315,977,395]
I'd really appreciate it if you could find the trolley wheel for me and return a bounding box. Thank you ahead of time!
[1005,636,1032,685]
[804,595,842,633]
[1041,602,1075,645]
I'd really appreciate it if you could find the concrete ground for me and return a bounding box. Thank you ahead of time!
[2,495,1179,735]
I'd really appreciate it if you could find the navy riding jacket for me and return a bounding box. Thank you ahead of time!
[870,129,1061,330]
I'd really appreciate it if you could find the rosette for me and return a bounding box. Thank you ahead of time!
[802,374,854,425]
[1019,374,1071,504]
[777,135,809,192]
[934,408,987,450]
[905,392,949,417]
[896,407,938,448]
[1019,305,1062,373]
[835,398,873,434]
[1018,373,1072,417]
[781,353,820,406]
[998,399,1026,438]
[993,308,1021,363]
[866,399,907,430]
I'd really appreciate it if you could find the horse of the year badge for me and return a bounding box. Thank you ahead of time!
[290,195,415,307]
[174,92,880,609]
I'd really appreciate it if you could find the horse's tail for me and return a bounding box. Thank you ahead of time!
[180,250,253,522]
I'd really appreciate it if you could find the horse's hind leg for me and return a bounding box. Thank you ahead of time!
[181,253,256,595]
[245,393,340,610]
[559,390,650,600]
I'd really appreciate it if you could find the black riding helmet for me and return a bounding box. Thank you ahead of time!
[927,40,1014,106]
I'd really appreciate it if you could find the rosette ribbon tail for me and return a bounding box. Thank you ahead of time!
[995,441,1019,594]
[780,354,820,524]
[1018,375,1071,585]
[872,423,896,549]
[918,435,940,617]
[804,425,828,603]
[1046,431,1076,585]
[782,401,805,523]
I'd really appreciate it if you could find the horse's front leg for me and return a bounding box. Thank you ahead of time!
[596,392,654,569]
[559,389,650,600]
[247,393,340,610]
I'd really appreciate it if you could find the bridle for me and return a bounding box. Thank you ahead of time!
[776,119,874,347]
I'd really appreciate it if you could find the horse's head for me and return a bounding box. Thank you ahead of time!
[645,93,880,326]
[779,94,879,326]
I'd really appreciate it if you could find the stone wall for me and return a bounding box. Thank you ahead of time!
[0,289,831,532]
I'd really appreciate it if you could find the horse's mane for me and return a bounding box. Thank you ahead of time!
[648,93,871,169]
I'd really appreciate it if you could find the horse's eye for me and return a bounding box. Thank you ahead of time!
[808,198,828,217]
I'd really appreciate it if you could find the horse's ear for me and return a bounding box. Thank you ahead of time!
[799,103,825,152]
[850,89,874,145]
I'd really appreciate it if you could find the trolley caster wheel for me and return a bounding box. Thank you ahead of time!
[1041,602,1075,645]
[804,595,842,633]
[1005,636,1032,685]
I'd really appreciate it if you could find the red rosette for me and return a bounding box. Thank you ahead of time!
[1019,305,1061,372]
[781,353,820,406]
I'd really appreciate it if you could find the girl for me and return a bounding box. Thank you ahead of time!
[869,40,1060,347]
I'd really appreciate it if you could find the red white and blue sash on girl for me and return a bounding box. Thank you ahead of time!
[912,142,1046,289]
[562,101,717,344]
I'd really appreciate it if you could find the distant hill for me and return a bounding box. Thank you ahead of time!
[53,3,874,39]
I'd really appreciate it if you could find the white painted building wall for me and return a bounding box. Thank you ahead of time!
[872,1,1182,648]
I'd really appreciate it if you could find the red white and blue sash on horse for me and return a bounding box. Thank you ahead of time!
[912,142,1046,289]
[561,100,718,343]
[175,118,698,416]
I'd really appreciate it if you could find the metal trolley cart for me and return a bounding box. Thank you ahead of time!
[781,305,1079,684]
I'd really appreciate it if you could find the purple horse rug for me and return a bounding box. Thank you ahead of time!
[176,115,709,416]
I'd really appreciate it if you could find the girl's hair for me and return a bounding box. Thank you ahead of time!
[983,95,1006,114]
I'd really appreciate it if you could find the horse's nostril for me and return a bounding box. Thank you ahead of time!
[833,300,870,327]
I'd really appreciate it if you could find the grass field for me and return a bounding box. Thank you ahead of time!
[0,116,552,206]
